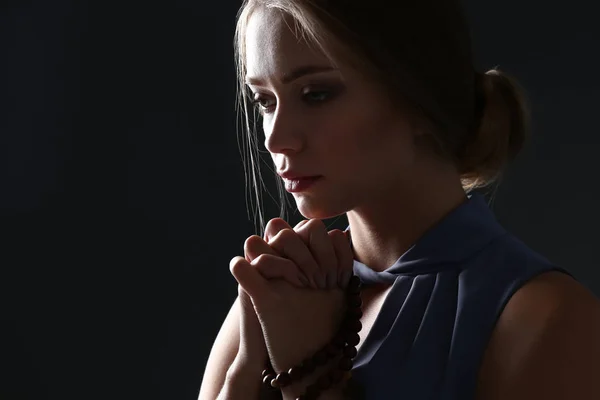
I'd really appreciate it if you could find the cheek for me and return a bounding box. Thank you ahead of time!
[315,102,416,173]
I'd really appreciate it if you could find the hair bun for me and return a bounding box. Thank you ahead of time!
[458,68,531,192]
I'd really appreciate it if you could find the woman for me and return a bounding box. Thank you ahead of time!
[200,0,600,399]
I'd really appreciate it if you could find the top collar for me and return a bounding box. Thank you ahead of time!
[345,193,506,285]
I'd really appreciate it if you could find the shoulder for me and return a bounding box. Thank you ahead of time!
[476,270,600,400]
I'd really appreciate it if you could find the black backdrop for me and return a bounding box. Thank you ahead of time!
[1,1,598,399]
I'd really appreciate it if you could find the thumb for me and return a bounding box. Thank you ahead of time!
[229,256,268,300]
[237,286,268,359]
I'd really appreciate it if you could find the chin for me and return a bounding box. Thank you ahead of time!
[295,199,348,221]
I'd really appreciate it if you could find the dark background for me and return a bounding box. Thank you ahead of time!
[1,1,598,399]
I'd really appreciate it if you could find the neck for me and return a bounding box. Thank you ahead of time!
[346,168,467,273]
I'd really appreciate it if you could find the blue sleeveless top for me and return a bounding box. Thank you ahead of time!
[344,192,573,400]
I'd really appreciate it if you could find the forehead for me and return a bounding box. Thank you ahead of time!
[244,7,332,82]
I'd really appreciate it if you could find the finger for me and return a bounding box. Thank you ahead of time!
[245,234,311,288]
[294,219,309,230]
[296,220,337,290]
[329,229,354,288]
[237,287,268,359]
[268,229,319,289]
[250,253,306,288]
[294,219,315,288]
[229,256,268,300]
[237,285,255,312]
[263,218,294,243]
[244,235,279,263]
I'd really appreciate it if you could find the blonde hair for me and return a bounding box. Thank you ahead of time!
[234,0,530,236]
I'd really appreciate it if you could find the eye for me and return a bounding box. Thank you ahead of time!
[302,85,342,105]
[251,93,276,114]
[304,91,329,102]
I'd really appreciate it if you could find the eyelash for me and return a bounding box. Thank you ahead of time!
[250,88,338,115]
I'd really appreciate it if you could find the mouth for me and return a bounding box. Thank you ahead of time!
[283,176,322,193]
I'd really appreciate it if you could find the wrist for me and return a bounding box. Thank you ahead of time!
[219,357,266,400]
[229,354,267,380]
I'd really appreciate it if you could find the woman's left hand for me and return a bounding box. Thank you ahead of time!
[230,218,354,373]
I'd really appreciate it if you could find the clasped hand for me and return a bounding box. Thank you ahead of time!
[229,218,355,374]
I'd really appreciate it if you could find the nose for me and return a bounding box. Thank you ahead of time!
[263,106,304,155]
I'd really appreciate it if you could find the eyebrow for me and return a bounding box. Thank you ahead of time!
[245,65,337,86]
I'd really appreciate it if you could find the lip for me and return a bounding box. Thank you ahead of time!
[282,176,322,193]
[277,171,321,180]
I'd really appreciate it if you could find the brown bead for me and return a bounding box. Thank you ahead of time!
[313,348,329,365]
[348,285,361,295]
[329,368,344,384]
[345,332,360,347]
[325,343,339,357]
[263,373,275,386]
[317,373,332,390]
[345,319,362,333]
[275,372,291,387]
[270,377,280,388]
[348,307,363,319]
[348,275,361,290]
[347,294,362,308]
[262,368,272,378]
[288,365,305,380]
[332,333,346,349]
[343,345,358,359]
[339,356,353,371]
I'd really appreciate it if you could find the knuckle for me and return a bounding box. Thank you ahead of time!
[270,228,295,247]
[331,230,351,249]
[294,219,309,230]
[263,219,279,240]
[327,229,344,240]
[252,253,268,265]
[265,218,282,229]
[305,218,326,232]
[229,256,245,274]
[244,235,263,251]
[268,217,287,225]
[277,228,296,240]
[265,218,289,233]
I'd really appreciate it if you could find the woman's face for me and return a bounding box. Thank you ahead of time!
[244,7,423,220]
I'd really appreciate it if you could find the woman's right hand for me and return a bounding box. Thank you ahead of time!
[230,218,351,392]
[233,219,320,372]
[245,218,352,291]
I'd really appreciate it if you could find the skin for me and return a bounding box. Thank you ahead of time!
[245,7,468,274]
[200,6,600,399]
[243,6,600,399]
